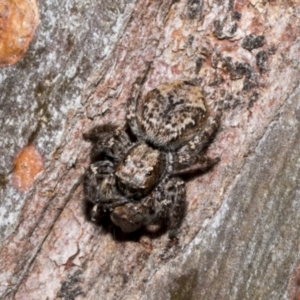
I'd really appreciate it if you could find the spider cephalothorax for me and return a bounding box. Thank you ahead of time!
[83,80,221,237]
[115,142,167,199]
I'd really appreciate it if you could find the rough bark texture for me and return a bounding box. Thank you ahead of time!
[0,0,136,242]
[1,0,300,299]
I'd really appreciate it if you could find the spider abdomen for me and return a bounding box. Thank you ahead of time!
[137,81,208,149]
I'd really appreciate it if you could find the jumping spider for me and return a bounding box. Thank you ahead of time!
[83,80,221,237]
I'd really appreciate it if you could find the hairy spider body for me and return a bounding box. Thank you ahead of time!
[83,81,220,236]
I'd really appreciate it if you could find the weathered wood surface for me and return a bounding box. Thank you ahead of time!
[1,0,300,299]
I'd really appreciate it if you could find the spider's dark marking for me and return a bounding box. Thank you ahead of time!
[83,81,221,237]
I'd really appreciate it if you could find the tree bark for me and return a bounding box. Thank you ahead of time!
[1,0,300,299]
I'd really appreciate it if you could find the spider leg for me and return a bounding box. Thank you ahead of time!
[170,156,220,176]
[103,198,130,209]
[91,160,115,175]
[178,110,221,155]
[127,91,141,138]
[91,197,129,222]
[158,177,186,238]
[83,123,119,143]
[108,177,186,235]
[83,160,114,202]
[172,110,221,175]
[135,177,186,236]
[83,124,132,162]
[126,63,152,139]
[88,172,130,222]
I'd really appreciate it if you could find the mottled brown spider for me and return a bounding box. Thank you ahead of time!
[83,80,221,237]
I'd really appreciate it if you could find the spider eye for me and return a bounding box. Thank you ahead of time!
[145,170,152,176]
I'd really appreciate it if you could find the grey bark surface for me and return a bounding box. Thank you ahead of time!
[0,0,300,299]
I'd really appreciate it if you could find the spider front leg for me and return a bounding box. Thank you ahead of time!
[83,123,132,163]
[83,124,132,221]
[83,160,115,204]
[110,196,156,233]
[171,111,221,176]
[109,177,186,236]
[85,172,130,222]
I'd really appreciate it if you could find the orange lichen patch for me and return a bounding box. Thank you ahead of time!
[11,145,44,192]
[0,0,39,66]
